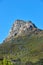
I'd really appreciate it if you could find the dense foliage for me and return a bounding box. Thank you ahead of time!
[0,34,43,65]
[0,58,43,65]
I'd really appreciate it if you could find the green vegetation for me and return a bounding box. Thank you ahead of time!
[0,34,43,65]
[0,58,43,65]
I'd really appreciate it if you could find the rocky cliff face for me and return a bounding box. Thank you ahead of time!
[4,20,41,42]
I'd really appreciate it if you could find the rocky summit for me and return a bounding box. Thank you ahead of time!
[5,20,41,42]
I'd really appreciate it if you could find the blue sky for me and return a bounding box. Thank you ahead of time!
[0,0,43,43]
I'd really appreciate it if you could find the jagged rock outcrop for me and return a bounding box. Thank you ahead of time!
[4,20,41,42]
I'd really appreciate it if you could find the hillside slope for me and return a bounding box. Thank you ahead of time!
[0,20,43,65]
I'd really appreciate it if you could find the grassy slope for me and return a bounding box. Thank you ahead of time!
[0,34,43,63]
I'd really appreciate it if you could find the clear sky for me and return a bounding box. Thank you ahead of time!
[0,0,43,43]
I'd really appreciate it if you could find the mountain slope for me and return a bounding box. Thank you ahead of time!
[0,20,43,64]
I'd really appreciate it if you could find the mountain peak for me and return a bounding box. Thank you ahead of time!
[4,20,41,42]
[8,20,37,37]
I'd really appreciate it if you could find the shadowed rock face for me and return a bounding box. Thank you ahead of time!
[4,20,41,42]
[8,20,37,37]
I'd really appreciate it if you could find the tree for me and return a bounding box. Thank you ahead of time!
[3,58,7,65]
